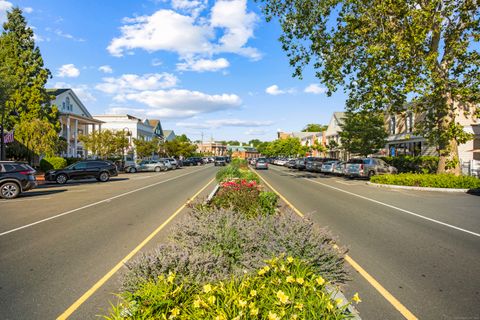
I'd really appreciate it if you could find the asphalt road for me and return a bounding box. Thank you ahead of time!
[256,165,480,320]
[0,164,217,319]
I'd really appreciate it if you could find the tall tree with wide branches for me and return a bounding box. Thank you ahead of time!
[0,7,59,160]
[260,0,480,174]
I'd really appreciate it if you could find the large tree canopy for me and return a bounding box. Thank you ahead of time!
[340,111,388,157]
[260,0,480,174]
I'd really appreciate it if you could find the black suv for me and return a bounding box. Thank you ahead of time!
[183,157,204,166]
[0,161,37,199]
[45,160,118,184]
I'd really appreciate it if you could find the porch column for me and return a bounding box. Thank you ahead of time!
[59,117,63,136]
[84,123,88,158]
[66,116,71,157]
[74,119,78,157]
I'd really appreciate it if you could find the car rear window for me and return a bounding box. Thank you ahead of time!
[347,159,364,164]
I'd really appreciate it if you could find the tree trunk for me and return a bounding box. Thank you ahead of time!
[437,137,461,175]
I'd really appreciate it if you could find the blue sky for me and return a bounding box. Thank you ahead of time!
[1,0,347,142]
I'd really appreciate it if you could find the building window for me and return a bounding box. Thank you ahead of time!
[406,112,413,133]
[65,97,71,111]
[390,115,396,135]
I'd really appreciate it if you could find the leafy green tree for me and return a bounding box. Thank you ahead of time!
[133,137,160,159]
[248,139,263,147]
[227,140,241,146]
[302,124,328,132]
[0,7,58,128]
[260,0,480,174]
[339,111,388,157]
[79,130,129,159]
[163,136,197,158]
[14,118,58,162]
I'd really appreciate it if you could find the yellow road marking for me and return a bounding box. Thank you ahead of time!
[57,178,215,320]
[255,169,418,320]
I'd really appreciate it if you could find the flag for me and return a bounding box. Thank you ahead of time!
[2,129,14,144]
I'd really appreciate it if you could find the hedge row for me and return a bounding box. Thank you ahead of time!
[381,155,439,174]
[371,173,480,189]
[39,157,67,172]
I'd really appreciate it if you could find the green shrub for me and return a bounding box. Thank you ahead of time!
[371,173,480,189]
[216,166,242,182]
[258,191,278,216]
[231,158,248,169]
[122,209,348,293]
[212,180,263,218]
[239,169,260,183]
[39,156,67,172]
[382,156,439,174]
[64,157,80,166]
[107,256,357,320]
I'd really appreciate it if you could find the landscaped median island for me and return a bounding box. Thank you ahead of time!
[370,173,480,190]
[104,159,361,319]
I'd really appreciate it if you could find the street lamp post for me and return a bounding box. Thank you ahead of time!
[0,109,19,161]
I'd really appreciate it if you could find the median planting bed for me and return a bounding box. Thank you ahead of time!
[105,159,359,319]
[370,173,480,189]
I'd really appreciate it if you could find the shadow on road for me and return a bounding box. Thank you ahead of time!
[20,189,68,198]
[39,177,129,187]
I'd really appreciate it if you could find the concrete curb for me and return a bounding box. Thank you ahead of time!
[329,289,362,320]
[206,184,220,203]
[367,181,479,193]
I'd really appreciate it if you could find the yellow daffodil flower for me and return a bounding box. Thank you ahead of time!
[352,292,362,304]
[208,296,216,305]
[286,275,295,283]
[287,256,294,264]
[276,290,289,304]
[250,290,257,297]
[268,311,280,320]
[296,277,304,285]
[335,298,343,306]
[316,276,325,286]
[203,284,212,293]
[250,308,259,316]
[167,272,175,284]
[294,303,304,310]
[169,307,180,319]
[238,299,247,308]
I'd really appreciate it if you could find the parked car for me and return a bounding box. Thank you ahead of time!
[285,159,297,168]
[255,158,268,170]
[124,160,139,173]
[45,160,118,184]
[0,161,37,199]
[165,158,180,169]
[214,156,227,166]
[136,160,168,172]
[345,158,398,179]
[183,157,204,166]
[333,161,346,175]
[295,158,306,170]
[321,160,342,174]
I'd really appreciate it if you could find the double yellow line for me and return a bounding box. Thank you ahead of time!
[57,178,215,319]
[255,171,418,320]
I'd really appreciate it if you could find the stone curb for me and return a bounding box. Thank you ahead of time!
[329,289,362,320]
[206,183,220,203]
[367,181,479,193]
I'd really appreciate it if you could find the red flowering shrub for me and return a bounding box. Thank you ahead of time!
[212,179,277,218]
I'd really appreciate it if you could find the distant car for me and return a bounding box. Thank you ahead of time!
[333,161,346,175]
[165,158,180,169]
[345,158,397,179]
[0,161,37,199]
[45,160,118,184]
[285,159,297,168]
[255,158,268,170]
[214,156,227,166]
[137,160,168,172]
[321,160,341,174]
[183,157,203,166]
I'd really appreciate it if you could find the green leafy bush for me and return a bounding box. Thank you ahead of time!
[216,166,241,182]
[239,169,260,183]
[382,156,439,174]
[371,173,480,189]
[107,256,358,320]
[122,209,348,293]
[258,191,278,216]
[231,158,248,169]
[39,156,67,172]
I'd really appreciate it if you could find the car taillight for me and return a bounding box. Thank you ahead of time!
[19,170,35,175]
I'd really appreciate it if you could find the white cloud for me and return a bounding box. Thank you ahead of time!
[0,0,12,24]
[23,7,33,13]
[265,84,296,96]
[304,84,327,94]
[98,65,113,73]
[177,57,229,72]
[245,129,267,136]
[210,0,260,59]
[54,82,96,102]
[96,73,178,94]
[151,58,163,66]
[54,29,85,42]
[116,89,242,119]
[108,10,213,57]
[57,64,80,78]
[108,1,260,62]
[177,118,273,129]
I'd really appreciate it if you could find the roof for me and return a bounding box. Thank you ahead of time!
[291,132,318,139]
[333,112,346,126]
[227,145,258,152]
[163,130,174,136]
[47,88,70,96]
[148,120,160,127]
